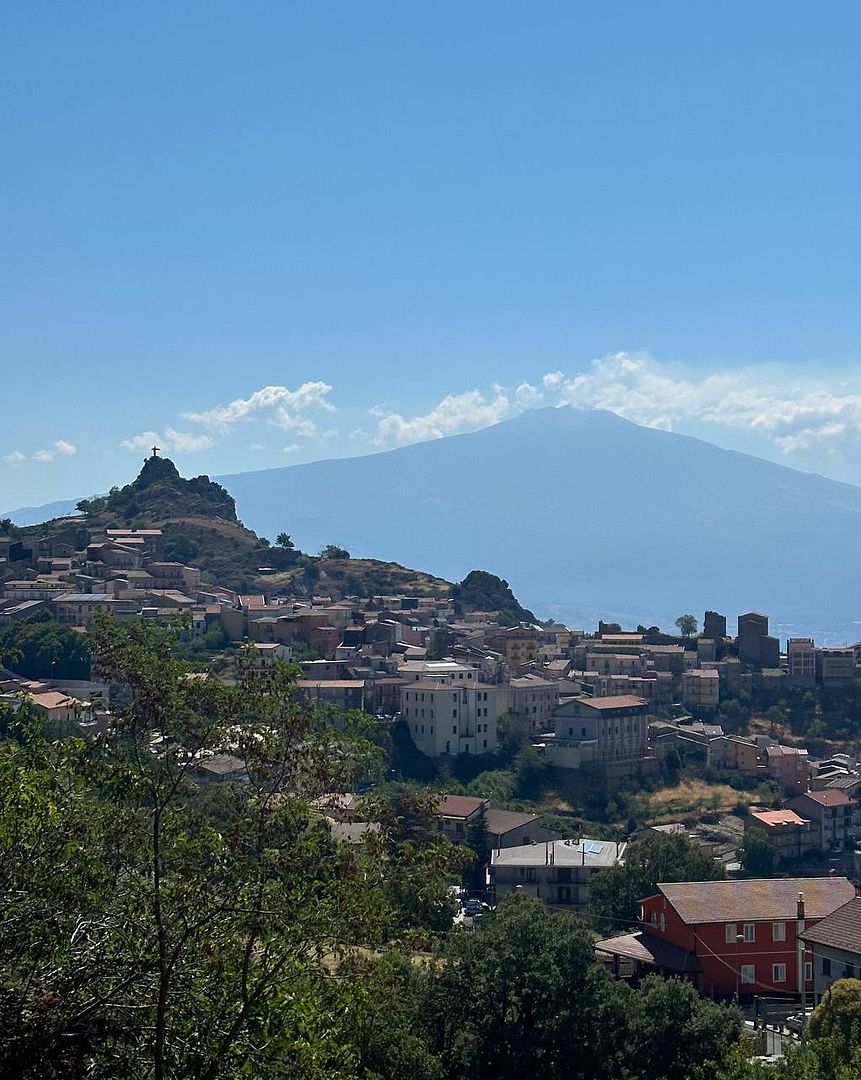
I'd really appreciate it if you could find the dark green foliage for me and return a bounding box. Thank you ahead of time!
[589,831,726,934]
[319,544,351,559]
[450,570,537,623]
[0,611,90,680]
[675,614,698,637]
[808,979,861,1054]
[738,827,775,877]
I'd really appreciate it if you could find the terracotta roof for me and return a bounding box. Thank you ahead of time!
[656,877,855,924]
[750,810,808,827]
[580,695,647,710]
[439,794,488,819]
[797,789,853,807]
[799,896,861,955]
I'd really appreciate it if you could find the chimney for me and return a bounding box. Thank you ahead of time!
[797,892,805,921]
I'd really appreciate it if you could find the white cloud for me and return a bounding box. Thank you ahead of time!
[3,450,26,465]
[282,443,302,454]
[33,440,77,463]
[545,351,861,462]
[122,428,214,454]
[373,387,515,447]
[183,381,335,436]
[514,380,543,407]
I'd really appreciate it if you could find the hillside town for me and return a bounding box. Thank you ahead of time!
[2,460,861,1043]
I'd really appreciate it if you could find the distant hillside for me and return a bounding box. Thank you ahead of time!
[216,407,861,640]
[16,455,455,600]
[452,570,537,624]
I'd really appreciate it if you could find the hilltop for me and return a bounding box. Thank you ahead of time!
[14,455,462,602]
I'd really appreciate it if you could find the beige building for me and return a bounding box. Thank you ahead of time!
[787,638,817,688]
[508,674,558,732]
[548,695,649,770]
[400,677,503,756]
[682,668,720,711]
[745,809,813,863]
[486,625,538,670]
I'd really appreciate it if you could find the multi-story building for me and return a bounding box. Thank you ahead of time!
[745,810,814,864]
[491,838,626,908]
[789,789,857,851]
[400,678,502,756]
[800,897,861,1003]
[486,625,538,670]
[737,612,780,670]
[818,648,855,688]
[682,668,720,712]
[596,877,856,999]
[786,638,817,688]
[548,695,649,771]
[508,673,558,732]
[765,744,812,794]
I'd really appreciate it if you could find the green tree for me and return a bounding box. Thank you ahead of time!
[589,831,725,934]
[0,611,91,680]
[629,975,743,1080]
[424,894,633,1080]
[675,614,698,637]
[738,827,775,876]
[319,544,350,559]
[275,532,295,549]
[808,978,861,1054]
[0,616,462,1078]
[464,803,490,894]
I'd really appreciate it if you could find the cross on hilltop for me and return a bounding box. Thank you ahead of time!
[150,445,160,458]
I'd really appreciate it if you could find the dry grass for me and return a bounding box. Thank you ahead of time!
[642,779,756,822]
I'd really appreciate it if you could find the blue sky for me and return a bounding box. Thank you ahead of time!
[2,1,859,509]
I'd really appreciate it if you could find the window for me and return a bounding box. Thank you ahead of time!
[743,924,756,943]
[822,958,832,977]
[740,965,755,985]
[725,923,738,944]
[452,724,457,734]
[772,921,786,942]
[846,963,857,979]
[659,913,666,932]
[805,961,813,981]
[772,964,786,983]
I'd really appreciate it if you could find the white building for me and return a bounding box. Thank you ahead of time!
[490,837,627,908]
[400,676,503,756]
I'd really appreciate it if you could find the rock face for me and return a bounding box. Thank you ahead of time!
[217,407,861,638]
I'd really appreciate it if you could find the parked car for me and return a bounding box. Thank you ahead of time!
[462,898,488,917]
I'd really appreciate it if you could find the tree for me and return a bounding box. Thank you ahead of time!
[0,615,463,1077]
[275,532,295,549]
[319,544,350,560]
[589,831,725,934]
[464,803,490,894]
[675,614,698,637]
[629,975,742,1080]
[0,611,91,680]
[808,978,861,1053]
[738,827,775,877]
[424,894,633,1080]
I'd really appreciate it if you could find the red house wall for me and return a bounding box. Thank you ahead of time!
[641,894,816,998]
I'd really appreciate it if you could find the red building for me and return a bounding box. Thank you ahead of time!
[597,877,855,999]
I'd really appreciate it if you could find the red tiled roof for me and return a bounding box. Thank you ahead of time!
[750,810,807,827]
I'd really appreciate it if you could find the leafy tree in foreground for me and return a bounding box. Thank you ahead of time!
[808,978,861,1054]
[0,615,461,1079]
[589,831,726,934]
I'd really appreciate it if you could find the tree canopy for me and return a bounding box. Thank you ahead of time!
[589,831,726,934]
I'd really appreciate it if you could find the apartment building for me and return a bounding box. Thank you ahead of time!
[400,678,503,756]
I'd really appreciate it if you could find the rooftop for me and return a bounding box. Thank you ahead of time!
[492,838,625,869]
[656,877,855,924]
[796,788,853,807]
[439,794,488,819]
[580,695,648,710]
[799,897,861,955]
[749,810,808,827]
